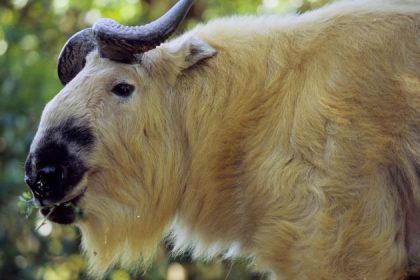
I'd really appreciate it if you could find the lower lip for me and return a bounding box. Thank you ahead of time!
[40,193,84,224]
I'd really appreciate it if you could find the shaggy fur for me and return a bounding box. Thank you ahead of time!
[34,0,420,279]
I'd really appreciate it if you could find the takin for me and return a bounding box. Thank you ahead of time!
[24,0,420,279]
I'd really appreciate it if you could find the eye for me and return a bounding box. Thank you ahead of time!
[111,82,135,97]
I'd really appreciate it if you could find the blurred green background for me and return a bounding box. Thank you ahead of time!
[0,0,331,279]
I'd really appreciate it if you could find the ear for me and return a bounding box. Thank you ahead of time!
[166,35,216,70]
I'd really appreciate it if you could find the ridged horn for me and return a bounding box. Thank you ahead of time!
[57,28,97,85]
[92,0,194,63]
[57,0,193,85]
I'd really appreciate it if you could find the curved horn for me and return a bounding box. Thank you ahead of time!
[57,28,97,85]
[92,0,194,63]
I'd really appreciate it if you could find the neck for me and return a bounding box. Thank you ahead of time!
[170,29,293,257]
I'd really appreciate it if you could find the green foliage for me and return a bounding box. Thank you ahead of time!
[1,0,331,279]
[18,191,36,218]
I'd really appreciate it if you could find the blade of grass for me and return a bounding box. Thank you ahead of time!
[35,206,55,232]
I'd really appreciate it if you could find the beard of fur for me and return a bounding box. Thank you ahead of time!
[77,198,167,277]
[76,171,175,277]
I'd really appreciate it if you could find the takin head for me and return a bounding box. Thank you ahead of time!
[24,0,215,274]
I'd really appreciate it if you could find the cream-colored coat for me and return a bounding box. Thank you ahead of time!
[37,0,420,279]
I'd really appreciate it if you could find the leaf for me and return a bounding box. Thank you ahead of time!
[20,191,33,201]
[17,192,37,219]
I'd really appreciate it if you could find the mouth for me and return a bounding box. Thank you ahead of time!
[40,191,85,224]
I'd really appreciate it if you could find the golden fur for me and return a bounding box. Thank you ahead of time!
[36,0,420,278]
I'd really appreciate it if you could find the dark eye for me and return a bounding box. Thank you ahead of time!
[111,82,135,97]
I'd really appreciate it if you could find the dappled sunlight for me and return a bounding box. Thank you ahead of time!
[36,219,53,237]
[0,40,8,56]
[167,263,188,280]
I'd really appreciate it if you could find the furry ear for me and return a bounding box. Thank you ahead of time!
[183,36,216,68]
[166,35,216,70]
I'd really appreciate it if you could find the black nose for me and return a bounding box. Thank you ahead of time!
[24,118,94,205]
[26,165,65,198]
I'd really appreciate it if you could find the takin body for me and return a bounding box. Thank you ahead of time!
[25,0,420,279]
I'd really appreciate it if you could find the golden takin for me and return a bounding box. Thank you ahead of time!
[25,0,420,279]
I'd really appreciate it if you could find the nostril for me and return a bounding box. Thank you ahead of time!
[36,165,65,190]
[37,166,64,183]
[38,166,58,177]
